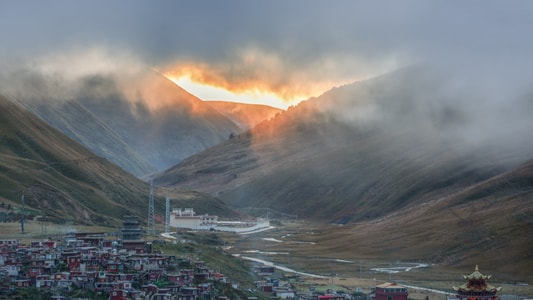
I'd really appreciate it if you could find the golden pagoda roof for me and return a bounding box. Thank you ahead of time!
[463,265,491,280]
[452,265,502,293]
[452,282,502,293]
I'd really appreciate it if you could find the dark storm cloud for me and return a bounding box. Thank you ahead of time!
[1,2,530,62]
[1,1,533,96]
[1,1,532,165]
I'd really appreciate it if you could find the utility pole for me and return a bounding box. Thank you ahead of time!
[147,180,155,236]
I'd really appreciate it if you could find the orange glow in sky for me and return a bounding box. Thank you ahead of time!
[166,75,303,109]
[161,58,352,110]
[162,57,370,110]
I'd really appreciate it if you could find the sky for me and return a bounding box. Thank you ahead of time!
[1,1,533,109]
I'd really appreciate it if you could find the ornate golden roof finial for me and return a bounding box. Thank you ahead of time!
[475,264,479,271]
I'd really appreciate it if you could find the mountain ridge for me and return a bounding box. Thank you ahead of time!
[205,100,283,131]
[152,65,533,279]
[0,92,238,225]
[3,69,247,177]
[154,66,532,222]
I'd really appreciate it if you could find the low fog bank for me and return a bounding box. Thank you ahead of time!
[0,57,158,111]
[219,63,533,223]
[311,63,533,169]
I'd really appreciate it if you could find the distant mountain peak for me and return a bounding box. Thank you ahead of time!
[5,68,241,176]
[205,100,282,131]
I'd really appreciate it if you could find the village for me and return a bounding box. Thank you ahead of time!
[0,214,266,300]
[0,212,513,300]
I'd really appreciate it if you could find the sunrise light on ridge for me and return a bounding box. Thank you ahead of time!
[166,75,303,110]
[160,55,363,110]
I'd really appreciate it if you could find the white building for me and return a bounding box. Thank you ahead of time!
[170,208,218,230]
[170,208,270,233]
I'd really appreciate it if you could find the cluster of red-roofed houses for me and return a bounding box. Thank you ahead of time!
[0,213,506,300]
[0,232,233,300]
[0,231,415,300]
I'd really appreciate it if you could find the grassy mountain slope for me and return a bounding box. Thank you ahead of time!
[0,93,238,226]
[21,98,155,177]
[306,159,533,280]
[6,69,240,176]
[154,66,532,223]
[153,65,533,280]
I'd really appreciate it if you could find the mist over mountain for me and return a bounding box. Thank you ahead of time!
[206,100,282,131]
[1,67,240,177]
[150,64,533,277]
[154,65,533,223]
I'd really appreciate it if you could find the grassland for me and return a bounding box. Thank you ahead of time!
[223,222,533,299]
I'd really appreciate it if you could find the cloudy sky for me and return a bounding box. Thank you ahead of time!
[1,1,533,108]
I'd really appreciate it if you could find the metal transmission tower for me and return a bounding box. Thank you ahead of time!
[165,196,170,233]
[147,180,155,236]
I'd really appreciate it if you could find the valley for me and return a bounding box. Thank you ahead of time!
[215,222,533,298]
[1,64,532,299]
[227,221,513,280]
[2,2,533,299]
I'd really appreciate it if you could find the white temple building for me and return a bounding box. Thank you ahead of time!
[170,208,270,233]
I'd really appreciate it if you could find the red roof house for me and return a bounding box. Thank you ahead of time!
[375,282,408,300]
